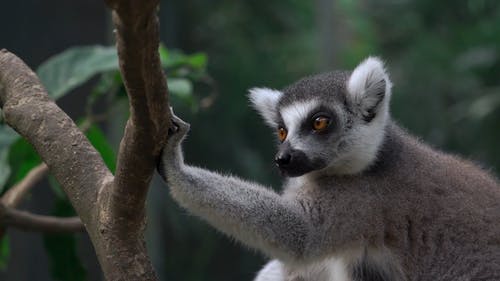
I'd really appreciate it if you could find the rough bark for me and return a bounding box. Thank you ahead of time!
[0,50,112,228]
[93,0,170,280]
[103,0,170,223]
[0,0,171,279]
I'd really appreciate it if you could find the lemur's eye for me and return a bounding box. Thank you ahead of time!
[277,127,287,142]
[313,116,330,131]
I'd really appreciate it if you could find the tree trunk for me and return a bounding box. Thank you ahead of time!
[0,0,173,279]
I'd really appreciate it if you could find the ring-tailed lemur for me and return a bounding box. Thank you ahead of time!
[158,57,500,281]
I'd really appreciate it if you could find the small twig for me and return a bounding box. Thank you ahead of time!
[0,203,84,233]
[1,163,49,207]
[199,75,218,110]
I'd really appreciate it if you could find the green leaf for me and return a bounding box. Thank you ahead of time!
[85,125,116,172]
[161,49,208,71]
[186,53,208,70]
[0,126,19,148]
[47,175,66,200]
[467,92,500,120]
[37,46,119,100]
[0,126,19,192]
[159,43,169,63]
[43,199,86,281]
[7,138,41,185]
[0,150,11,194]
[168,78,193,98]
[86,71,122,113]
[0,235,9,270]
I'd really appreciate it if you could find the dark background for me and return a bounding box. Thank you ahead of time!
[1,0,499,280]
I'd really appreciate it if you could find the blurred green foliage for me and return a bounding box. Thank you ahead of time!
[0,236,9,270]
[0,127,19,191]
[43,199,86,281]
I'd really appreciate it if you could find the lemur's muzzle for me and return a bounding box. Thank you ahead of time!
[275,142,325,177]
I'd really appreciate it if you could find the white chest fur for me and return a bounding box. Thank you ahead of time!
[285,257,350,281]
[255,257,351,281]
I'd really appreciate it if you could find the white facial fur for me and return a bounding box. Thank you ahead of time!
[280,100,319,150]
[249,57,392,176]
[248,87,283,127]
[329,56,392,174]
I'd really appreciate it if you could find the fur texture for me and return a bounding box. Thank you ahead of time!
[249,87,284,127]
[159,57,500,281]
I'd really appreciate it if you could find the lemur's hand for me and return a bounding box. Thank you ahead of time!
[157,109,190,181]
[165,110,191,149]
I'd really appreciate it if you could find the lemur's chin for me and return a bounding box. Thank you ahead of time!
[279,168,310,178]
[278,159,327,178]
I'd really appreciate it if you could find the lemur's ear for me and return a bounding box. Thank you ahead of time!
[347,57,392,122]
[248,87,283,127]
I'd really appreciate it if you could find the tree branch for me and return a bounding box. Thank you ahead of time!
[89,1,171,279]
[0,0,172,278]
[1,163,49,208]
[0,49,112,230]
[0,203,84,233]
[104,0,171,218]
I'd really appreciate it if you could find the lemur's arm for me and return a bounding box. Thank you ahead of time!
[158,113,308,262]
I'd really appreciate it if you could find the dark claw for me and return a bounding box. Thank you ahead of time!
[168,120,180,135]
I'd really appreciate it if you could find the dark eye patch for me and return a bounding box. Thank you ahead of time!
[298,105,338,136]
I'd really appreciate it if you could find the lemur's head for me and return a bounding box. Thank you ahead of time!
[249,57,392,177]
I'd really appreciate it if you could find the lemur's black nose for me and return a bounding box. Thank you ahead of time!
[275,152,292,167]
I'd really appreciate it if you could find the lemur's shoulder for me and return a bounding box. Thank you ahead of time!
[370,121,499,190]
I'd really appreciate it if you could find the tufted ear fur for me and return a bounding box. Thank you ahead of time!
[347,57,392,122]
[248,87,283,127]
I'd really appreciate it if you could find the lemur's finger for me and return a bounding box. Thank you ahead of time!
[170,113,190,134]
[168,108,188,133]
[168,123,179,135]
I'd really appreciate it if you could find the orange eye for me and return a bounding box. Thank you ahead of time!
[313,116,330,131]
[277,127,287,142]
